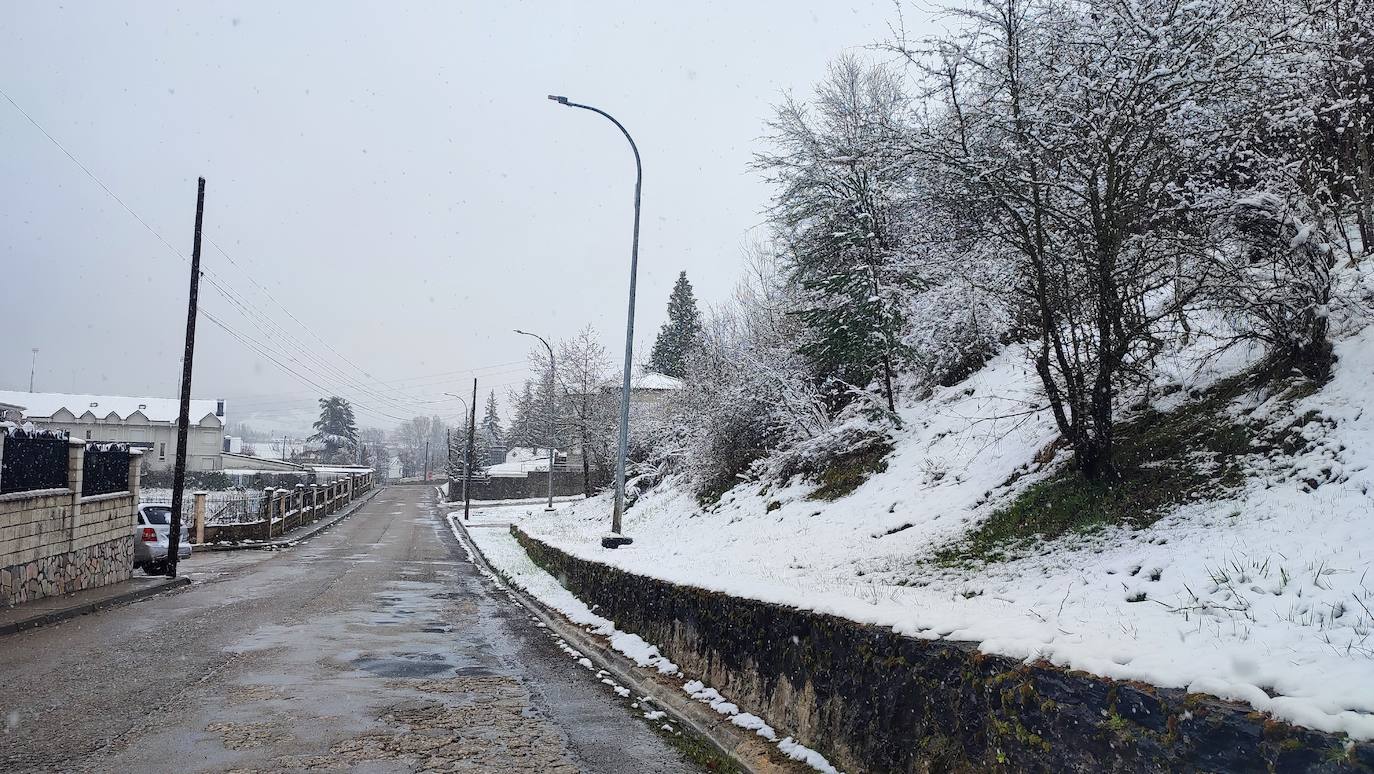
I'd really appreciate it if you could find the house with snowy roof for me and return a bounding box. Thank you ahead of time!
[0,390,227,472]
[0,400,23,423]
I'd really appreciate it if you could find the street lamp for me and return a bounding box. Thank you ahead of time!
[29,348,38,392]
[514,329,558,512]
[546,94,640,549]
[444,392,471,504]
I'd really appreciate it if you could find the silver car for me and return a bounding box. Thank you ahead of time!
[133,503,192,575]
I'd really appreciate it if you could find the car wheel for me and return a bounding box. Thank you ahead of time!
[143,561,165,576]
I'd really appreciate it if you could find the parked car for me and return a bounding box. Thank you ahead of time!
[134,503,191,575]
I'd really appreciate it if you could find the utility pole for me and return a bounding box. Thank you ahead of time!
[464,377,476,521]
[28,348,38,392]
[167,176,205,578]
[424,440,430,482]
[444,391,471,504]
[514,329,557,511]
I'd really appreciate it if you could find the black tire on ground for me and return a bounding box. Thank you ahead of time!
[142,562,165,576]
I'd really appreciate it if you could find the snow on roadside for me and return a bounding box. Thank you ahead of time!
[449,509,844,773]
[508,324,1374,741]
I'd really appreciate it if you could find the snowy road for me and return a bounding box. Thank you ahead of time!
[0,486,702,773]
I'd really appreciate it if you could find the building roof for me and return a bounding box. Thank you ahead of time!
[631,370,684,391]
[0,390,223,425]
[599,367,684,393]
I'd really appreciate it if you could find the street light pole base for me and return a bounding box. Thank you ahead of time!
[601,535,634,549]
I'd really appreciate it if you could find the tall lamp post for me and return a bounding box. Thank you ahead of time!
[444,391,471,504]
[546,94,639,548]
[29,348,38,392]
[514,329,558,512]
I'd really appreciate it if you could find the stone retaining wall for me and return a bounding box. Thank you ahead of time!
[513,527,1374,773]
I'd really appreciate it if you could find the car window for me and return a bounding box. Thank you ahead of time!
[142,506,171,525]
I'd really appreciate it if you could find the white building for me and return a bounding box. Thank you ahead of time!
[0,390,226,472]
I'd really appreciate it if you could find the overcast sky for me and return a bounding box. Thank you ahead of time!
[1,1,937,433]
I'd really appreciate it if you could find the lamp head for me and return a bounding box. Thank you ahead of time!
[547,94,569,105]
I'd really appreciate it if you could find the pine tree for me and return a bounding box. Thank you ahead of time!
[756,55,913,413]
[309,396,358,463]
[479,390,505,466]
[506,381,537,450]
[648,271,703,379]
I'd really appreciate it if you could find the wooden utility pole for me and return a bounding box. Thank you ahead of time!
[424,441,430,482]
[464,377,476,520]
[167,177,205,578]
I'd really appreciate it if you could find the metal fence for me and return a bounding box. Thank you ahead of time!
[82,445,130,496]
[207,492,268,525]
[0,431,69,494]
[140,489,269,525]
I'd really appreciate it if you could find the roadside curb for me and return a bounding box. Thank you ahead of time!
[0,576,191,637]
[446,513,786,774]
[200,486,383,552]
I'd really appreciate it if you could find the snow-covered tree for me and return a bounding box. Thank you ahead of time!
[392,415,447,477]
[647,272,703,379]
[756,53,917,414]
[902,0,1286,481]
[506,381,539,450]
[309,396,358,463]
[557,325,617,495]
[479,390,505,466]
[674,242,830,498]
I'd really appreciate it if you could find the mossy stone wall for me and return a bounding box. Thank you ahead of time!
[513,527,1374,773]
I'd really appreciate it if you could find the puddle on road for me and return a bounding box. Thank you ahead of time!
[349,651,498,679]
[351,652,452,678]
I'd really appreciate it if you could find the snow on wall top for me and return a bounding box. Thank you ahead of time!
[0,390,223,425]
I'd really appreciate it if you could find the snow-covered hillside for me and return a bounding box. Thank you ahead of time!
[509,301,1374,740]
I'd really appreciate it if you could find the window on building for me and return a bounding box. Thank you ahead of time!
[85,430,92,439]
[159,442,166,459]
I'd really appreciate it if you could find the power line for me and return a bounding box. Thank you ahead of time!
[199,307,416,424]
[0,86,484,417]
[2,86,549,427]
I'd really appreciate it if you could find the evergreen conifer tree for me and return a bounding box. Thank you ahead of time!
[647,271,703,379]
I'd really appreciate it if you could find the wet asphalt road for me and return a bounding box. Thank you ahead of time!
[0,485,702,773]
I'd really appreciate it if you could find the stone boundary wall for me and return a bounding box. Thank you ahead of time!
[0,438,142,606]
[450,470,591,501]
[513,527,1374,773]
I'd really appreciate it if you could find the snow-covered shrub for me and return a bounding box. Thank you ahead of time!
[1206,193,1343,377]
[904,270,1012,389]
[673,246,831,501]
[771,420,892,499]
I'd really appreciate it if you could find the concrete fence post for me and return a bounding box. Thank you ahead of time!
[311,483,319,520]
[295,484,306,527]
[264,488,277,541]
[127,449,143,497]
[193,491,206,545]
[65,438,86,552]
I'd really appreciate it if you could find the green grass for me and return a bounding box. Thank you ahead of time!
[934,368,1296,566]
[809,441,892,501]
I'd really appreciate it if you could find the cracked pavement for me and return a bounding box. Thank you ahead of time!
[0,485,702,773]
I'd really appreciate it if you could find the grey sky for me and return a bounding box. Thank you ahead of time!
[1,1,923,433]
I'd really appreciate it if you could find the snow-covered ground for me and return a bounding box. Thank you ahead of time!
[499,315,1374,740]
